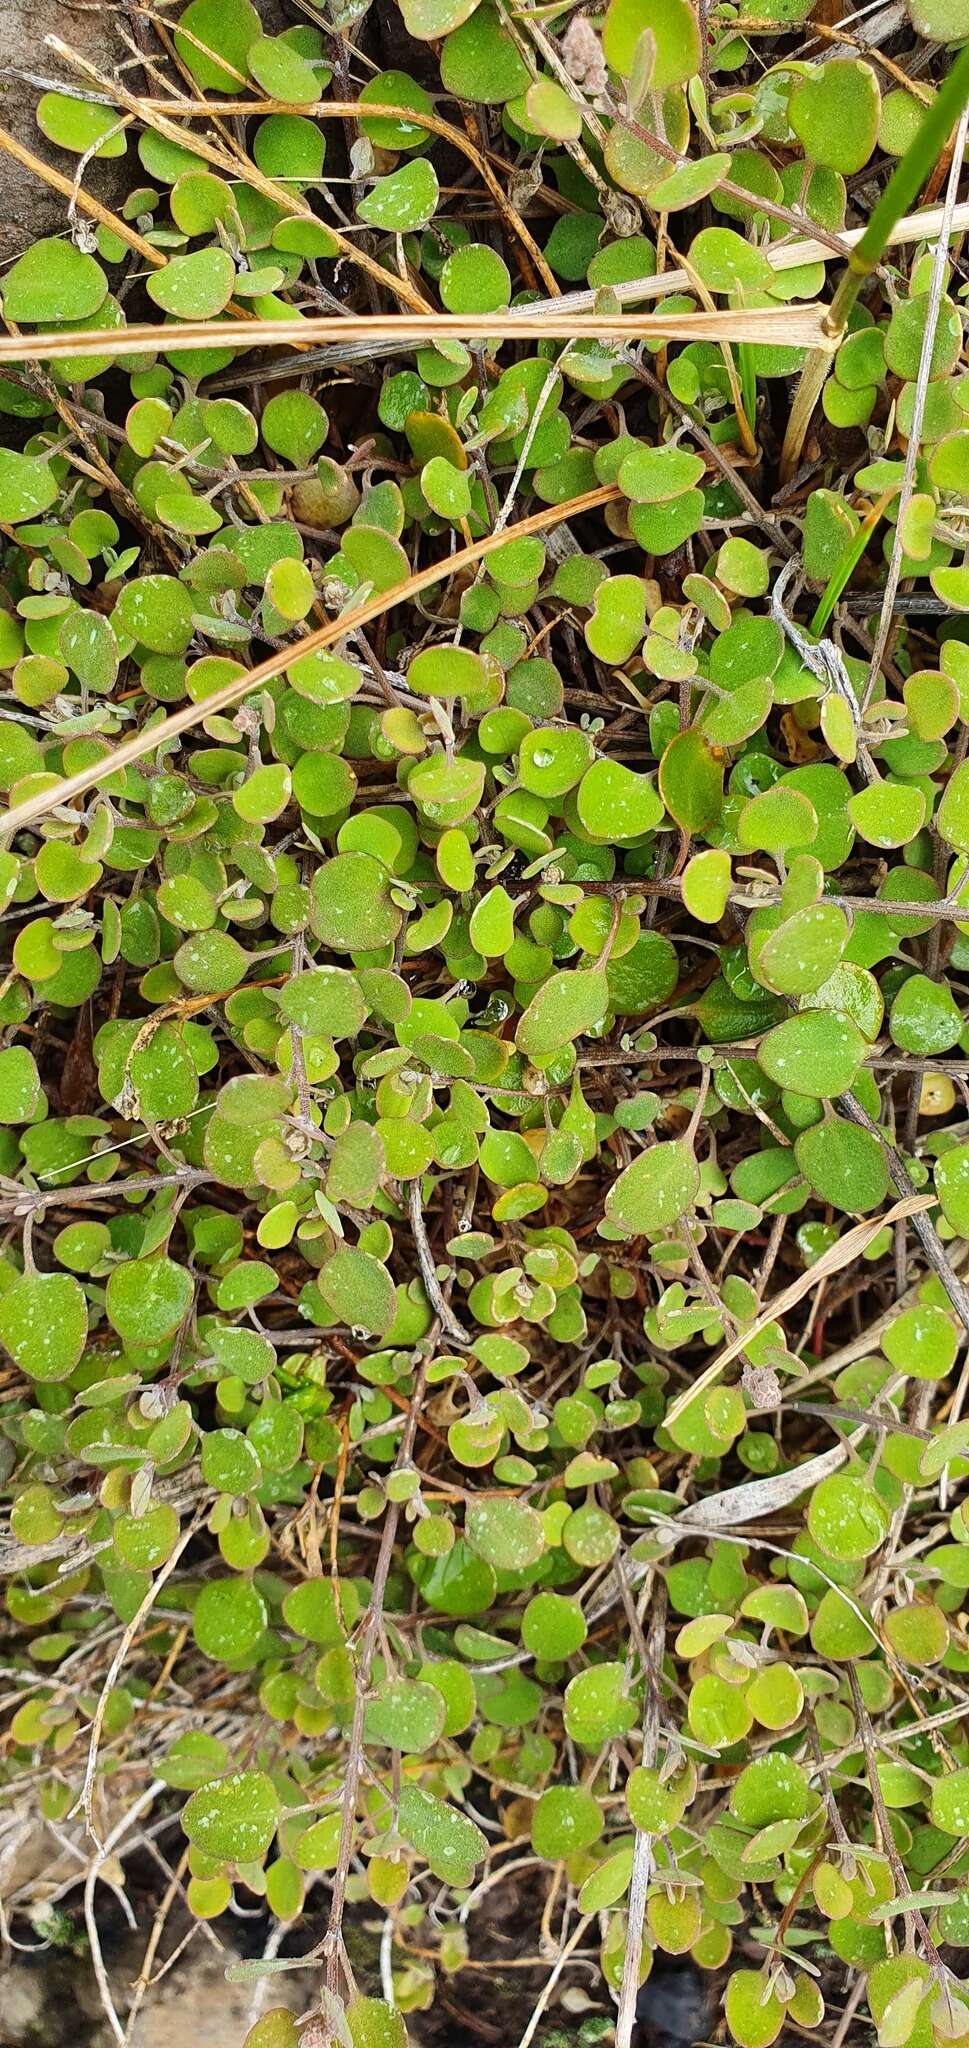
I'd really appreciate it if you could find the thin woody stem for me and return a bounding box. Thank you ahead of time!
[318,1357,429,1992]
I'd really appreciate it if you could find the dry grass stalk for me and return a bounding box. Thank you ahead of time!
[0,304,833,366]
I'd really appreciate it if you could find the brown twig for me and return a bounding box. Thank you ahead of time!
[0,123,165,264]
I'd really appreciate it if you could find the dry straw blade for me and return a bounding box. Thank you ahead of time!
[663,1191,936,1430]
[0,304,833,366]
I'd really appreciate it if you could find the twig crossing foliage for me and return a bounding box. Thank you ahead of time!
[2,5,969,2048]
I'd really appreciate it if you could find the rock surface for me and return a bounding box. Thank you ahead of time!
[0,0,131,261]
[2,1934,306,2047]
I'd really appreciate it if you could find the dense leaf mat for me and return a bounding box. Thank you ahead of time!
[3,3,969,2045]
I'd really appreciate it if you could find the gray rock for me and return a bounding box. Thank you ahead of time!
[0,0,131,261]
[0,0,294,261]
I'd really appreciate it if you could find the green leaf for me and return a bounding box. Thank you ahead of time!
[174,931,249,995]
[650,153,731,210]
[585,574,647,663]
[114,575,195,655]
[248,33,323,104]
[847,781,926,850]
[397,1784,487,1884]
[0,1045,43,1123]
[909,0,969,32]
[319,1247,395,1335]
[725,1971,784,2048]
[921,1424,969,1488]
[347,1999,408,2048]
[521,1591,587,1659]
[182,1769,278,1862]
[360,71,435,152]
[935,1145,969,1236]
[627,1764,691,1831]
[106,1255,194,1349]
[174,0,261,90]
[794,1117,888,1214]
[605,1140,700,1235]
[563,1662,636,1745]
[439,2,529,102]
[931,1770,969,1836]
[523,78,582,142]
[889,973,962,1054]
[882,1304,957,1382]
[682,848,732,923]
[147,249,236,319]
[421,457,473,520]
[757,903,848,997]
[201,1428,262,1497]
[618,445,705,502]
[465,1496,545,1570]
[37,92,129,158]
[689,1672,753,1748]
[2,238,107,323]
[757,1013,865,1097]
[281,968,367,1038]
[689,228,774,294]
[531,1785,603,1857]
[364,1678,446,1754]
[262,391,329,465]
[739,786,818,856]
[576,758,664,839]
[602,0,700,84]
[311,852,402,952]
[808,1473,888,1560]
[0,1273,87,1382]
[399,0,481,35]
[194,1576,267,1659]
[937,761,969,853]
[358,160,440,232]
[789,59,881,175]
[409,646,483,699]
[512,967,610,1067]
[659,730,724,833]
[0,450,58,525]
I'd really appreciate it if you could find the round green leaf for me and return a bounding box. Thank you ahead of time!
[106,1255,194,1349]
[358,159,440,232]
[3,238,107,323]
[364,1678,446,1753]
[602,0,700,84]
[757,1013,865,1097]
[794,1117,888,1213]
[789,59,881,175]
[147,249,236,319]
[182,1769,278,1862]
[465,1497,545,1570]
[397,1784,487,1884]
[531,1785,603,1857]
[0,1273,87,1382]
[0,451,58,525]
[563,1662,636,1745]
[808,1474,889,1560]
[194,1576,267,1659]
[605,1141,700,1235]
